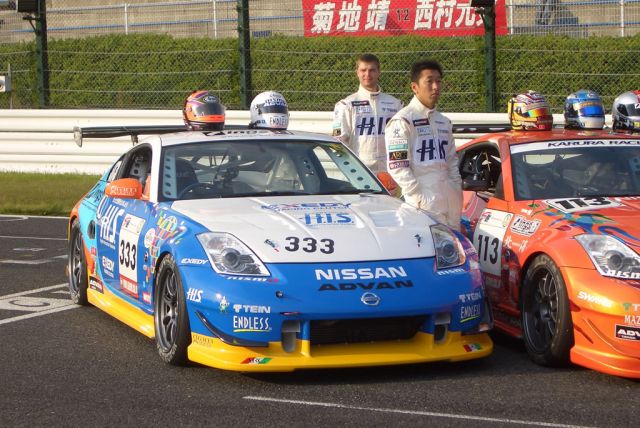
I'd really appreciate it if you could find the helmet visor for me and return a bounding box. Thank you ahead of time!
[620,103,640,118]
[191,102,225,118]
[574,101,604,117]
[258,104,288,114]
[522,107,550,118]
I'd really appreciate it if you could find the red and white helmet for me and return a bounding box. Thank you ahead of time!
[508,91,553,131]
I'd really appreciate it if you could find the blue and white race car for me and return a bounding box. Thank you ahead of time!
[68,128,492,371]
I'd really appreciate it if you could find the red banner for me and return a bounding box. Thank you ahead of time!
[302,0,507,37]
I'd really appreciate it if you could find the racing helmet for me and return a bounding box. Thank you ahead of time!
[183,90,226,131]
[564,89,605,130]
[612,90,640,133]
[249,91,289,130]
[508,91,553,131]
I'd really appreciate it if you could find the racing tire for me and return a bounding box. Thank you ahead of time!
[154,255,191,365]
[68,220,89,306]
[521,254,574,367]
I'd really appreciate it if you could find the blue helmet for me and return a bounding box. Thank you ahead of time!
[564,89,605,130]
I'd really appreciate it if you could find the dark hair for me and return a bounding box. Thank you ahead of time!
[356,53,380,69]
[411,59,443,83]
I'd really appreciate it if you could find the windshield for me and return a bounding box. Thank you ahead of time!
[510,139,640,200]
[160,139,385,201]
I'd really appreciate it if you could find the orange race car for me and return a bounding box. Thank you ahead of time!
[457,127,640,378]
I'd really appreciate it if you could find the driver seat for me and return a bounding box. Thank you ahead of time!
[175,159,198,196]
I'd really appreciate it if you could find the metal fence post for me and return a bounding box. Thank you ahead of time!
[34,0,50,107]
[237,0,251,109]
[472,0,497,113]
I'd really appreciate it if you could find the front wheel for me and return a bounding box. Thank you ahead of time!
[521,254,574,367]
[154,255,191,365]
[68,220,89,305]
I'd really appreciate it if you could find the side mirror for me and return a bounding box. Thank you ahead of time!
[376,171,399,194]
[105,178,143,199]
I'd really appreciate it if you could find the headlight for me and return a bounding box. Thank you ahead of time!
[197,232,270,276]
[430,224,466,270]
[575,234,640,279]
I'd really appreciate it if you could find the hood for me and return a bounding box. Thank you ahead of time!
[172,194,438,262]
[524,196,640,250]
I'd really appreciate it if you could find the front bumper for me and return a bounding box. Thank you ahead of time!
[563,266,640,379]
[187,331,492,372]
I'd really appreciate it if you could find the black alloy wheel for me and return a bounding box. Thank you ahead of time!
[154,255,191,365]
[68,220,89,305]
[521,254,573,367]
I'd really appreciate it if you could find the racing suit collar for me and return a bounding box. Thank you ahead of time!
[410,95,437,117]
[358,84,382,99]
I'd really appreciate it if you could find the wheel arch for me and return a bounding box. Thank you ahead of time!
[518,250,555,309]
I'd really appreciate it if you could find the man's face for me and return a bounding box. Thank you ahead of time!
[411,68,442,109]
[356,61,380,92]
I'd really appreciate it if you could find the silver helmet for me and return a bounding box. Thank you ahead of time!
[612,90,640,133]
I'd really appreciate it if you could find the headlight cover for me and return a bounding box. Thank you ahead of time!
[197,232,270,276]
[430,224,466,270]
[575,234,640,279]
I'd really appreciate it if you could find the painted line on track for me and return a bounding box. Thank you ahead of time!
[0,214,67,220]
[0,235,67,241]
[243,396,595,428]
[0,283,78,326]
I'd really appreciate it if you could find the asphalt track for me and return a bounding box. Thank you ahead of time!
[0,215,637,427]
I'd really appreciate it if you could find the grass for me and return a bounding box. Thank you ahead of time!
[0,172,101,216]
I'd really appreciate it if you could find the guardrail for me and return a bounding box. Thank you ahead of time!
[0,109,571,174]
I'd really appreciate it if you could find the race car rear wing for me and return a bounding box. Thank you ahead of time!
[73,124,247,147]
[451,124,511,134]
[73,123,515,147]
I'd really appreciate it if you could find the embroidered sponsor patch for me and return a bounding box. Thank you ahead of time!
[389,160,410,169]
[413,118,430,126]
[388,150,408,161]
[388,143,408,150]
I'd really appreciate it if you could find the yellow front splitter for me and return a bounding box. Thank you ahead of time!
[188,331,493,372]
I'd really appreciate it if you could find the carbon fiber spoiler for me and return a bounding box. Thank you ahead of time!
[73,124,248,147]
[73,123,516,147]
[451,123,512,133]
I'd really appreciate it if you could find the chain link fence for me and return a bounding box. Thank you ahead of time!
[1,0,640,112]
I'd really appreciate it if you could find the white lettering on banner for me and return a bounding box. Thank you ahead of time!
[311,2,336,33]
[455,0,481,26]
[337,0,362,32]
[306,0,485,35]
[414,0,435,29]
[365,0,390,30]
[433,0,455,28]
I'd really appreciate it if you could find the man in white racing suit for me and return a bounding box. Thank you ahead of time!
[332,54,403,174]
[385,59,462,230]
